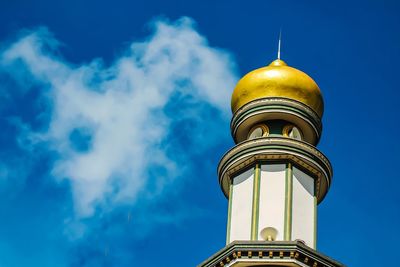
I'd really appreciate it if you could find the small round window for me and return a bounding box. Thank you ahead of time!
[283,125,303,141]
[248,124,269,140]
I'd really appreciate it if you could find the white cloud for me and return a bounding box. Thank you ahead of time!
[1,18,237,218]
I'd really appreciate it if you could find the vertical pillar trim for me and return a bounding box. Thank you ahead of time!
[226,181,234,244]
[284,163,293,240]
[251,163,261,240]
[314,195,318,248]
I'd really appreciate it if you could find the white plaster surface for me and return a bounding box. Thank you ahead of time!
[258,164,286,241]
[229,168,254,242]
[292,167,315,248]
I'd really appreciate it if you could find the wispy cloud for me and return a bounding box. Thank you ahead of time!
[0,17,237,221]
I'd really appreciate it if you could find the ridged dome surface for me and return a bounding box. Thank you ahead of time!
[231,59,324,117]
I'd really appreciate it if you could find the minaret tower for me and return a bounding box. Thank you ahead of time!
[199,58,344,267]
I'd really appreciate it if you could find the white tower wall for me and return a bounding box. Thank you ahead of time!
[227,164,317,248]
[258,164,286,241]
[292,166,316,248]
[228,168,254,242]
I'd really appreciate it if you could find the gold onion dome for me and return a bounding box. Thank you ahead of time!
[231,59,324,117]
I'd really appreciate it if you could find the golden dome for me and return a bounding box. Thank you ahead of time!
[231,59,324,117]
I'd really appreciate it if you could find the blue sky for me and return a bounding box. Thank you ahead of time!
[0,0,399,266]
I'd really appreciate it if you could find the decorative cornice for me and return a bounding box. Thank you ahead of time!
[198,241,345,267]
[218,137,332,203]
[231,97,322,145]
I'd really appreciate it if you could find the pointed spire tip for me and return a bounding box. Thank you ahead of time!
[277,28,282,60]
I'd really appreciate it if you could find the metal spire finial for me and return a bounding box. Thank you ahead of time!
[277,28,282,60]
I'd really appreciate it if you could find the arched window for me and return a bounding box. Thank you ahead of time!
[247,124,269,140]
[283,124,303,141]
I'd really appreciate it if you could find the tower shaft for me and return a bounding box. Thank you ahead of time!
[227,163,317,247]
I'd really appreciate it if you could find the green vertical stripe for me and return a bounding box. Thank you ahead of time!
[251,163,261,240]
[226,181,234,245]
[284,163,293,240]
